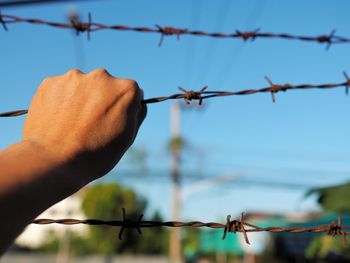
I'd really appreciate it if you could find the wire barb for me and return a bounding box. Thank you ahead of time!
[235,28,260,42]
[264,76,289,103]
[317,29,336,50]
[69,12,92,40]
[156,25,188,46]
[327,215,348,248]
[118,208,143,240]
[0,9,8,31]
[222,213,250,244]
[178,86,207,105]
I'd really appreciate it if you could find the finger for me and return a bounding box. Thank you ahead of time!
[89,68,111,77]
[65,68,84,76]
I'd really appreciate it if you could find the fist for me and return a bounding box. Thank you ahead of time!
[23,68,147,184]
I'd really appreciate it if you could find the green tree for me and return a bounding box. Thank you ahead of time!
[38,183,168,255]
[306,235,350,260]
[182,227,201,262]
[81,183,144,254]
[305,183,350,260]
[307,182,350,213]
[134,211,169,254]
[81,183,168,255]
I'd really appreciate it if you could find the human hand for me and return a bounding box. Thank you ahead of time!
[22,68,147,185]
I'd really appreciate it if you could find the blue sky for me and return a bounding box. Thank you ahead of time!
[1,0,350,221]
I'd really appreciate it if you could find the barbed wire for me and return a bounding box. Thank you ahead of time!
[0,12,350,48]
[3,8,349,250]
[32,209,349,247]
[1,73,349,117]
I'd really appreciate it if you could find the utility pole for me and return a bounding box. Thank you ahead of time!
[169,102,182,263]
[56,227,71,263]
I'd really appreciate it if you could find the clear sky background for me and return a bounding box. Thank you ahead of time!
[1,0,350,221]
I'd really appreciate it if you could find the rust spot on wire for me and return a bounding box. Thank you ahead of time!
[178,86,207,105]
[222,213,250,244]
[235,28,260,42]
[156,25,188,46]
[327,215,348,248]
[264,76,289,103]
[69,12,92,40]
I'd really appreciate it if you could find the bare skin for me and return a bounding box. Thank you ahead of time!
[0,68,147,254]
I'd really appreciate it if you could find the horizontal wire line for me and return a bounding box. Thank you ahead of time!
[32,212,350,246]
[0,13,348,48]
[1,74,349,117]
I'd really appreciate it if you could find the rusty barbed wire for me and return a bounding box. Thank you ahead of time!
[1,73,349,117]
[0,0,91,8]
[0,110,28,117]
[32,210,350,247]
[0,12,350,48]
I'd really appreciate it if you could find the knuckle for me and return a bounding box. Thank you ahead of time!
[39,76,53,90]
[123,79,140,99]
[66,69,82,76]
[91,68,109,76]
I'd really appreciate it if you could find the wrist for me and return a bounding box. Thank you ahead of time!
[18,140,86,192]
[0,140,85,254]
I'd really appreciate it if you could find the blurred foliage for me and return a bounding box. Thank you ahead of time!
[307,183,350,213]
[133,211,168,254]
[168,136,186,153]
[39,232,90,255]
[39,236,60,252]
[39,183,168,256]
[81,183,168,255]
[182,227,200,261]
[306,183,350,261]
[306,235,350,261]
[185,252,242,263]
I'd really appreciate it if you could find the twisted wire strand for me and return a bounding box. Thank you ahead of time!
[1,74,349,117]
[32,213,350,247]
[0,13,349,48]
[32,218,350,233]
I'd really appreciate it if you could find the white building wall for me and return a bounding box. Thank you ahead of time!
[16,193,88,248]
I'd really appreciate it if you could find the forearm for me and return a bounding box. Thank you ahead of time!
[0,69,146,255]
[0,141,82,254]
